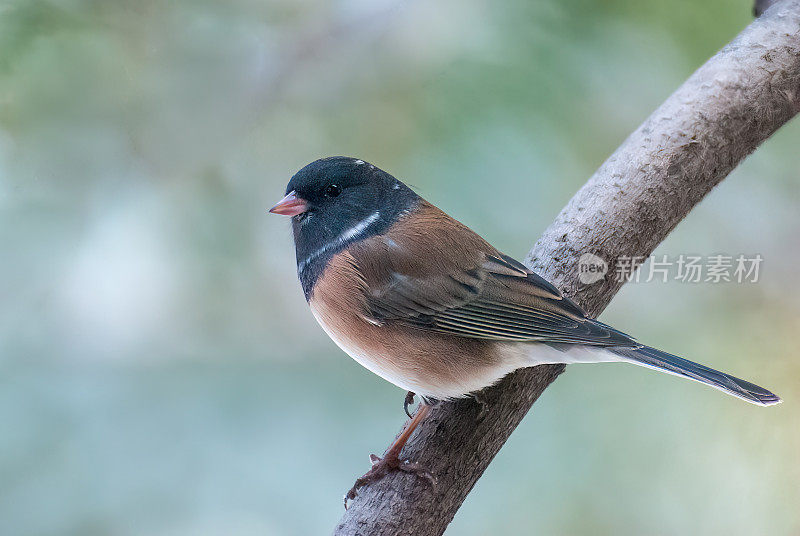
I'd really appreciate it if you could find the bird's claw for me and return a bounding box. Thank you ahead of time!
[472,392,489,422]
[403,391,416,418]
[344,453,436,508]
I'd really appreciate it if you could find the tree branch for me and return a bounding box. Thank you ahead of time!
[335,3,800,535]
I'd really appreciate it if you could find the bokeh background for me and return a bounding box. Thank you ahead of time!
[2,0,798,534]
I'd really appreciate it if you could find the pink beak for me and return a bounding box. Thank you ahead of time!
[269,191,308,216]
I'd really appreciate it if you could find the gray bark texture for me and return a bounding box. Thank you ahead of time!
[335,3,800,535]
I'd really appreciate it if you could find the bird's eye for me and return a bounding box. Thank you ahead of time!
[325,184,341,197]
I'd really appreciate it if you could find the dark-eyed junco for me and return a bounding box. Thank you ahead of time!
[270,156,780,503]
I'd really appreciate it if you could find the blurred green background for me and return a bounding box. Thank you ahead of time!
[1,0,798,534]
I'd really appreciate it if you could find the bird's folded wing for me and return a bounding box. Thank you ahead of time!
[347,207,635,347]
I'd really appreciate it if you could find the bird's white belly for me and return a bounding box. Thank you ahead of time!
[500,342,623,366]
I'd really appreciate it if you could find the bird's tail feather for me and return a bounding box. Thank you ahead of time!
[609,345,781,406]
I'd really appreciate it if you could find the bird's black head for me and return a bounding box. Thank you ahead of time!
[270,156,419,297]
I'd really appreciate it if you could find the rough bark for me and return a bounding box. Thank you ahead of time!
[335,3,800,535]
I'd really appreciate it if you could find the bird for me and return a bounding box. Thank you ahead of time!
[270,156,781,504]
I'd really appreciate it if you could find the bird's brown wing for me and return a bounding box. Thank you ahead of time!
[348,202,636,347]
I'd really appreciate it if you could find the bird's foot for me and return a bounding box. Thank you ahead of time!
[471,392,489,422]
[403,391,416,418]
[344,452,435,508]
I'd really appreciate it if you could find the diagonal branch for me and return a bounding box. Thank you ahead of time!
[335,3,800,535]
